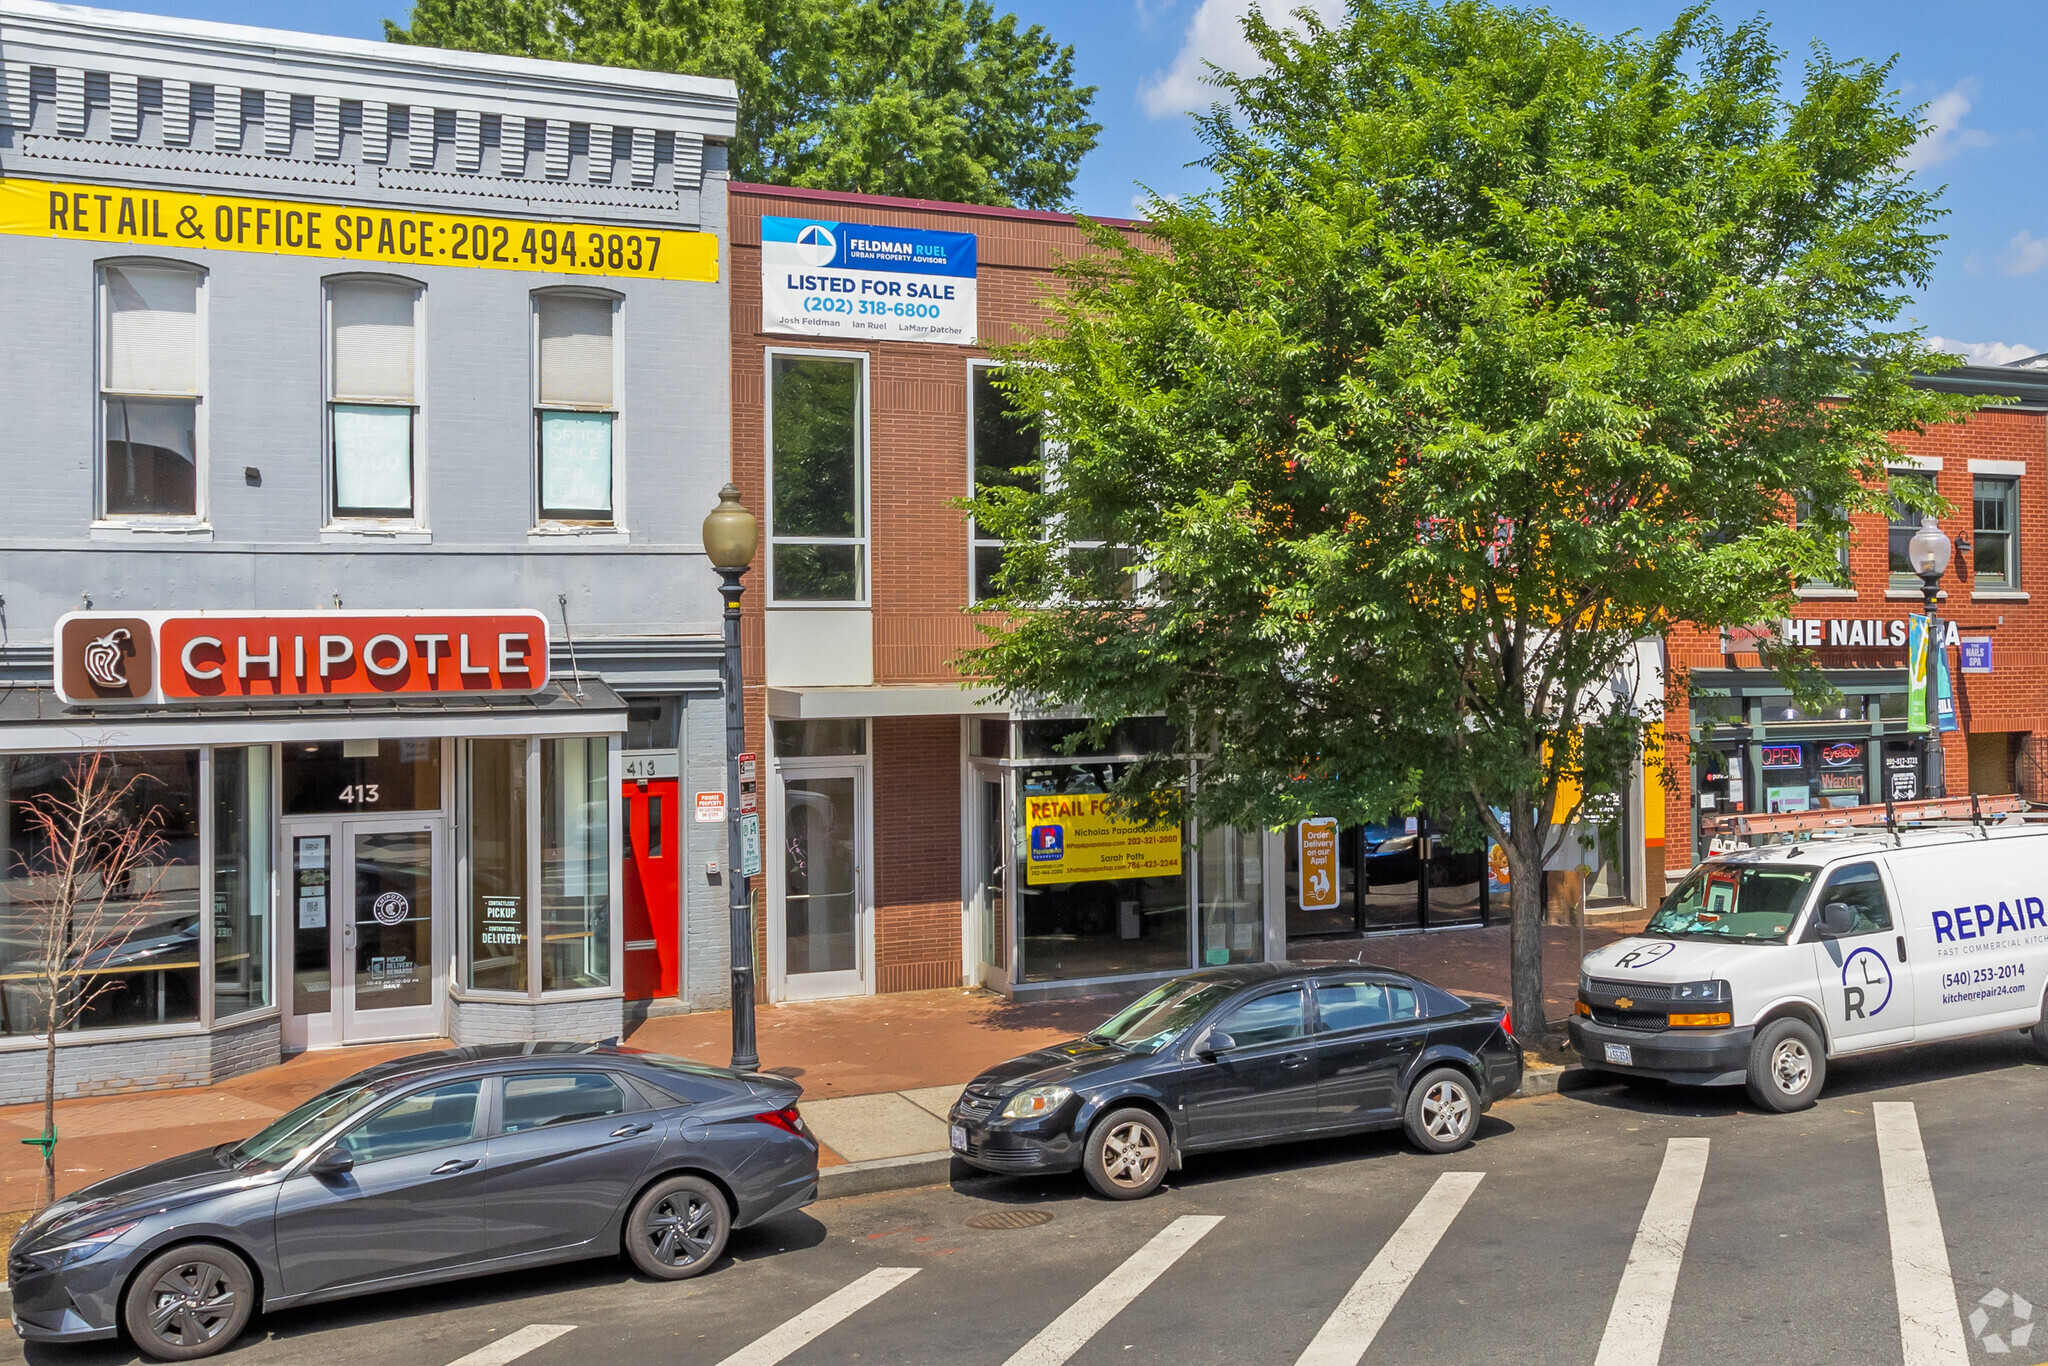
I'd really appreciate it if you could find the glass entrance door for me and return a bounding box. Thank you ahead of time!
[284,817,443,1048]
[776,766,867,1001]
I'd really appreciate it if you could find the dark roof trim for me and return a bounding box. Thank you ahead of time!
[1910,363,2048,406]
[729,181,1145,231]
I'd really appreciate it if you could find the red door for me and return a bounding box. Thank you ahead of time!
[623,777,681,1000]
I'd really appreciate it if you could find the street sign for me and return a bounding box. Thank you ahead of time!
[739,790,758,816]
[739,813,762,876]
[738,753,757,784]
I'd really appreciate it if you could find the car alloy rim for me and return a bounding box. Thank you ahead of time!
[1421,1081,1472,1142]
[147,1260,237,1348]
[645,1191,719,1266]
[1101,1120,1160,1188]
[1772,1039,1812,1094]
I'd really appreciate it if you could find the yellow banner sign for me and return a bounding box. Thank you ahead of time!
[0,175,717,283]
[1025,794,1182,886]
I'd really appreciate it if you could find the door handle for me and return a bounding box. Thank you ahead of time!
[611,1122,654,1138]
[1897,934,1908,962]
[1279,1052,1308,1067]
[431,1158,478,1176]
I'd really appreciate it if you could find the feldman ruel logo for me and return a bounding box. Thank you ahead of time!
[794,223,837,267]
[57,615,154,701]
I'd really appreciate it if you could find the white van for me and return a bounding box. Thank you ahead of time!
[1571,821,2048,1111]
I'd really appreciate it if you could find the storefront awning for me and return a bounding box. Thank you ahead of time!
[0,677,626,750]
[766,683,1004,720]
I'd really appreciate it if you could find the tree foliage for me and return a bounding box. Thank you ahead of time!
[968,0,1975,1040]
[389,0,1100,210]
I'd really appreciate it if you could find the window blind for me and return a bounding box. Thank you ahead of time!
[105,265,198,394]
[331,282,418,402]
[537,295,614,407]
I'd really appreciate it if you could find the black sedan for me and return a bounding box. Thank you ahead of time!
[9,1043,817,1360]
[949,964,1520,1199]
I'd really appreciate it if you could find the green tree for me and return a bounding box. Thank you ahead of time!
[388,0,1100,210]
[968,0,1972,1044]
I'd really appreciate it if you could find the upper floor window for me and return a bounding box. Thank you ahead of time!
[100,262,202,520]
[1973,477,2020,589]
[769,352,865,603]
[1794,495,1850,589]
[535,292,619,524]
[970,364,1042,603]
[327,277,421,522]
[1887,470,1938,587]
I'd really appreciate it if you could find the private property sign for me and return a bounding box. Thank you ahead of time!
[759,215,977,344]
[54,610,549,705]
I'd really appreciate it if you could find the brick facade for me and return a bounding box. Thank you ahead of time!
[1664,391,2048,871]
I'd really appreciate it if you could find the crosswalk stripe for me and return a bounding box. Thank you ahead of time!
[444,1324,575,1366]
[1003,1214,1225,1366]
[1293,1170,1486,1366]
[1874,1101,1971,1366]
[712,1267,921,1366]
[1593,1137,1710,1366]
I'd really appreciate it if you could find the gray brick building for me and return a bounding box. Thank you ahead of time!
[0,0,741,1098]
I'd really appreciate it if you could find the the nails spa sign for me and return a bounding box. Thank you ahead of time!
[55,610,549,705]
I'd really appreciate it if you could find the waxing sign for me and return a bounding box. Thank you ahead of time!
[55,610,548,706]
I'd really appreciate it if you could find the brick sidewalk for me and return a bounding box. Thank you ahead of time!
[0,919,1646,1211]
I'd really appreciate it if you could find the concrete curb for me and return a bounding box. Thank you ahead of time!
[1513,1063,1604,1098]
[816,1151,965,1200]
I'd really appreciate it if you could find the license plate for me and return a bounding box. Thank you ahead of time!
[950,1124,967,1152]
[1604,1043,1633,1066]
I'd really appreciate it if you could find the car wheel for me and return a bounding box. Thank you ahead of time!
[121,1243,256,1362]
[624,1175,731,1280]
[1745,1018,1827,1112]
[1083,1107,1168,1200]
[1403,1068,1479,1154]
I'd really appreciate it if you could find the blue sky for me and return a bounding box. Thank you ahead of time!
[111,0,2048,361]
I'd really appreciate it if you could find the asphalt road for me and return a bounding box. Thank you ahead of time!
[13,1033,2048,1366]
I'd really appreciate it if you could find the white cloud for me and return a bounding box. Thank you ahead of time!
[1925,336,2040,367]
[1139,0,1343,118]
[1902,79,1994,172]
[2000,230,2048,277]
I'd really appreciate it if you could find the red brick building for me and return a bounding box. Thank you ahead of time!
[1664,366,2048,872]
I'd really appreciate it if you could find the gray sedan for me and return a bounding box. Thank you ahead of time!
[7,1042,817,1360]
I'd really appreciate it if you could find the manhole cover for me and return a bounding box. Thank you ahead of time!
[966,1208,1055,1230]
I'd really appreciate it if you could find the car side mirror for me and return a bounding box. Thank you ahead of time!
[1197,1030,1236,1061]
[1819,901,1857,937]
[307,1145,354,1178]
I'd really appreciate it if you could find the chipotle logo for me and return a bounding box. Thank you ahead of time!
[53,610,549,705]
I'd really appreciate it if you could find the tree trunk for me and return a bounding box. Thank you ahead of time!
[1505,802,1549,1052]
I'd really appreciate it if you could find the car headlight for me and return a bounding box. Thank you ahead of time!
[20,1221,136,1272]
[1670,980,1731,1004]
[1000,1085,1073,1120]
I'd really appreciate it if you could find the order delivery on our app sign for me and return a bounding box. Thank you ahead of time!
[760,215,977,344]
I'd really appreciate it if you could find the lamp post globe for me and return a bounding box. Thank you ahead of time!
[704,484,761,1071]
[1911,516,1953,800]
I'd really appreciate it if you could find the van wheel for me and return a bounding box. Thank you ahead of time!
[1083,1108,1168,1199]
[2027,996,2048,1063]
[1745,1019,1826,1112]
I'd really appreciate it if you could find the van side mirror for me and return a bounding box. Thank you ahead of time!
[307,1146,354,1178]
[1196,1030,1236,1061]
[1818,901,1857,938]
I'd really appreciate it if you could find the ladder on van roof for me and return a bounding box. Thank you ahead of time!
[1703,792,2031,840]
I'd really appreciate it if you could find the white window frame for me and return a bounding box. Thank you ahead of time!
[93,258,209,531]
[765,346,870,607]
[531,287,626,532]
[322,273,427,538]
[1972,474,2021,591]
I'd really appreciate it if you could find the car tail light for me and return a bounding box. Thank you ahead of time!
[1499,1008,1513,1038]
[754,1105,807,1136]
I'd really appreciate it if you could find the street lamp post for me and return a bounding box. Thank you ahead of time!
[1908,515,1954,799]
[703,484,761,1071]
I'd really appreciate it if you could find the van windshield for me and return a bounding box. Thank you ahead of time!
[1644,864,1816,944]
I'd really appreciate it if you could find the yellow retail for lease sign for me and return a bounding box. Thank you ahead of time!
[0,175,718,282]
[1025,794,1183,886]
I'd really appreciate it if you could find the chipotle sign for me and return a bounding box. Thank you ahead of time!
[55,610,548,705]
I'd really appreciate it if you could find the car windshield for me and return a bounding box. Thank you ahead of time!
[229,1083,386,1168]
[1088,979,1239,1054]
[1644,863,1817,944]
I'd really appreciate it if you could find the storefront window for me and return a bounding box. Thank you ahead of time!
[772,719,865,757]
[212,746,274,1019]
[1198,826,1262,965]
[1760,738,1870,812]
[283,738,442,815]
[541,738,610,990]
[465,739,529,991]
[0,751,202,1035]
[1015,763,1188,983]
